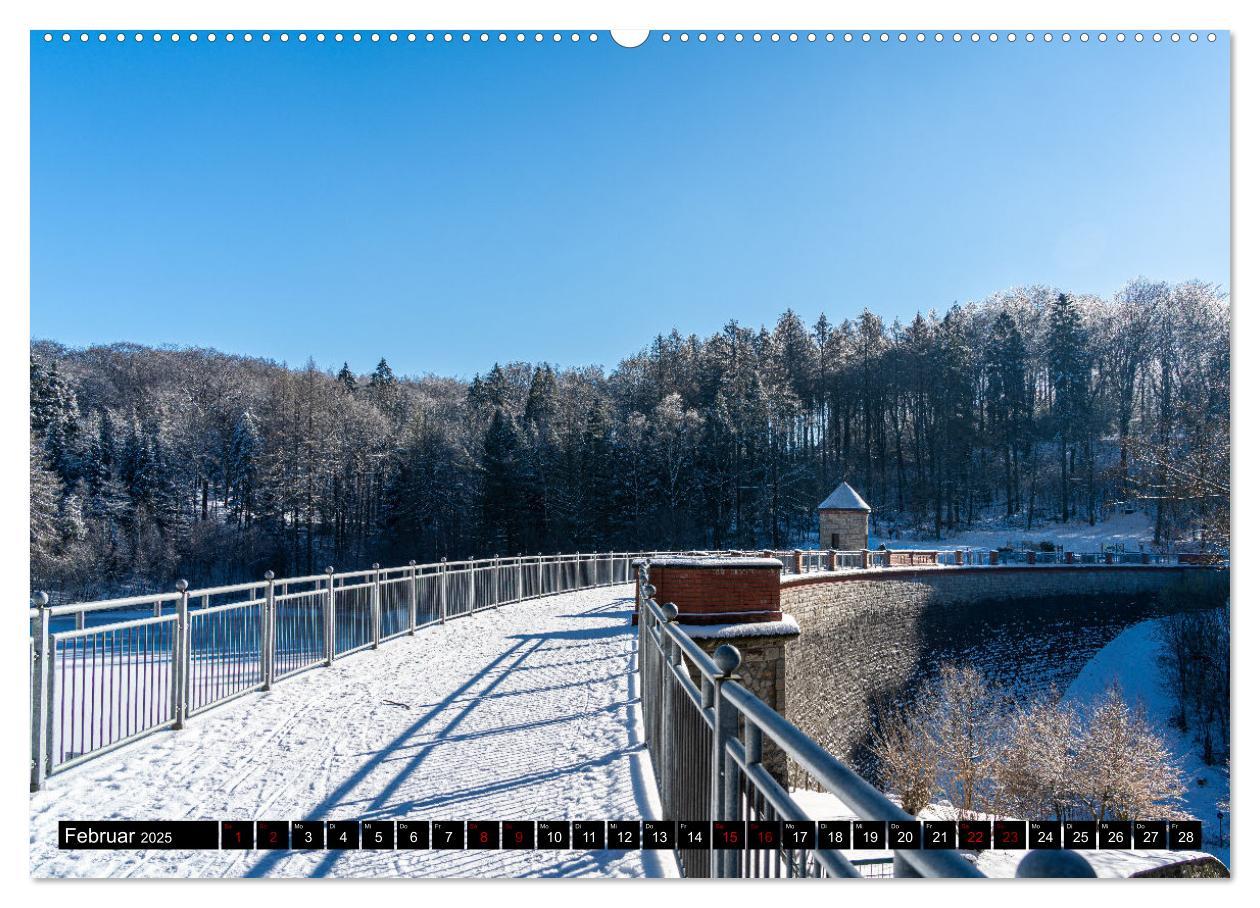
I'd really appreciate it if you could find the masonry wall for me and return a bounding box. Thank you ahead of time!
[779,566,1225,781]
[687,633,793,787]
[818,510,868,550]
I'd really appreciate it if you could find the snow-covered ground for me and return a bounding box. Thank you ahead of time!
[977,617,1229,877]
[30,584,679,879]
[1060,618,1230,866]
[787,612,1229,878]
[870,511,1160,552]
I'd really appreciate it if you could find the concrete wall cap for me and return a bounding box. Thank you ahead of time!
[676,615,801,639]
[650,556,784,569]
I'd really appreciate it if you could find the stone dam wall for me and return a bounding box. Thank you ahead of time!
[779,565,1226,778]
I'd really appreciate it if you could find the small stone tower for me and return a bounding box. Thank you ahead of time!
[818,481,871,550]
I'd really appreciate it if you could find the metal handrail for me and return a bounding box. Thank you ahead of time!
[637,587,1094,878]
[719,682,981,878]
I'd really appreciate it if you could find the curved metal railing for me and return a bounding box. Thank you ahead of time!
[637,573,1099,878]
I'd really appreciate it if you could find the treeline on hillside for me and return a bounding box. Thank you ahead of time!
[30,278,1229,598]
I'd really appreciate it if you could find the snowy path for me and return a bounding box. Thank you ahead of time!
[30,584,678,879]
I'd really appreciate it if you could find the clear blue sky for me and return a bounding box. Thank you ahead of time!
[31,32,1229,377]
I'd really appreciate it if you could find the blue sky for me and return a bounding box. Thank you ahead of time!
[31,31,1229,377]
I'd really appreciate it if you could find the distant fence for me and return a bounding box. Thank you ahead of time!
[774,546,1201,574]
[28,552,645,790]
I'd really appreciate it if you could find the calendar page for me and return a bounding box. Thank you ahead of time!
[26,13,1230,885]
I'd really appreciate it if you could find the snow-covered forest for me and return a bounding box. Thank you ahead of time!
[29,278,1229,599]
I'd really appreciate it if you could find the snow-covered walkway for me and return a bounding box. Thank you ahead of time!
[29,584,678,878]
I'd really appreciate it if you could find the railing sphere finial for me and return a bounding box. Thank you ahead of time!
[32,591,49,608]
[713,643,742,677]
[1015,850,1096,878]
[373,563,380,570]
[175,579,189,593]
[641,582,656,600]
[660,602,679,622]
[325,566,335,575]
[409,559,417,566]
[264,570,275,581]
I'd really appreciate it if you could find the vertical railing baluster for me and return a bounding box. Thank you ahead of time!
[30,593,51,791]
[263,571,276,690]
[710,643,742,879]
[438,559,448,623]
[371,563,382,649]
[493,556,501,608]
[408,560,418,634]
[324,567,336,665]
[173,580,189,730]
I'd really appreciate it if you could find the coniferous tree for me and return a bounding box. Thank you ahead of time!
[1047,293,1089,523]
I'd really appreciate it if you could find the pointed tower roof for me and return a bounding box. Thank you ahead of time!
[818,481,871,512]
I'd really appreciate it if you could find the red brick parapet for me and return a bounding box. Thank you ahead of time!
[885,550,939,567]
[648,556,784,625]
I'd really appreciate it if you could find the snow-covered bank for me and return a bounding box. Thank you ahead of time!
[786,610,1229,878]
[1061,618,1230,867]
[870,511,1159,552]
[30,585,678,879]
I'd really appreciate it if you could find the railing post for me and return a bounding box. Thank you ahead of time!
[30,592,50,792]
[861,548,871,570]
[493,555,501,609]
[173,579,189,730]
[516,556,523,602]
[438,559,448,623]
[371,563,382,648]
[658,603,680,820]
[324,567,336,665]
[537,553,544,596]
[408,560,418,635]
[469,557,477,612]
[262,571,276,690]
[709,643,742,879]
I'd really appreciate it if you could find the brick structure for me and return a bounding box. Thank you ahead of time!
[648,556,783,625]
[647,556,799,787]
[818,481,871,551]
